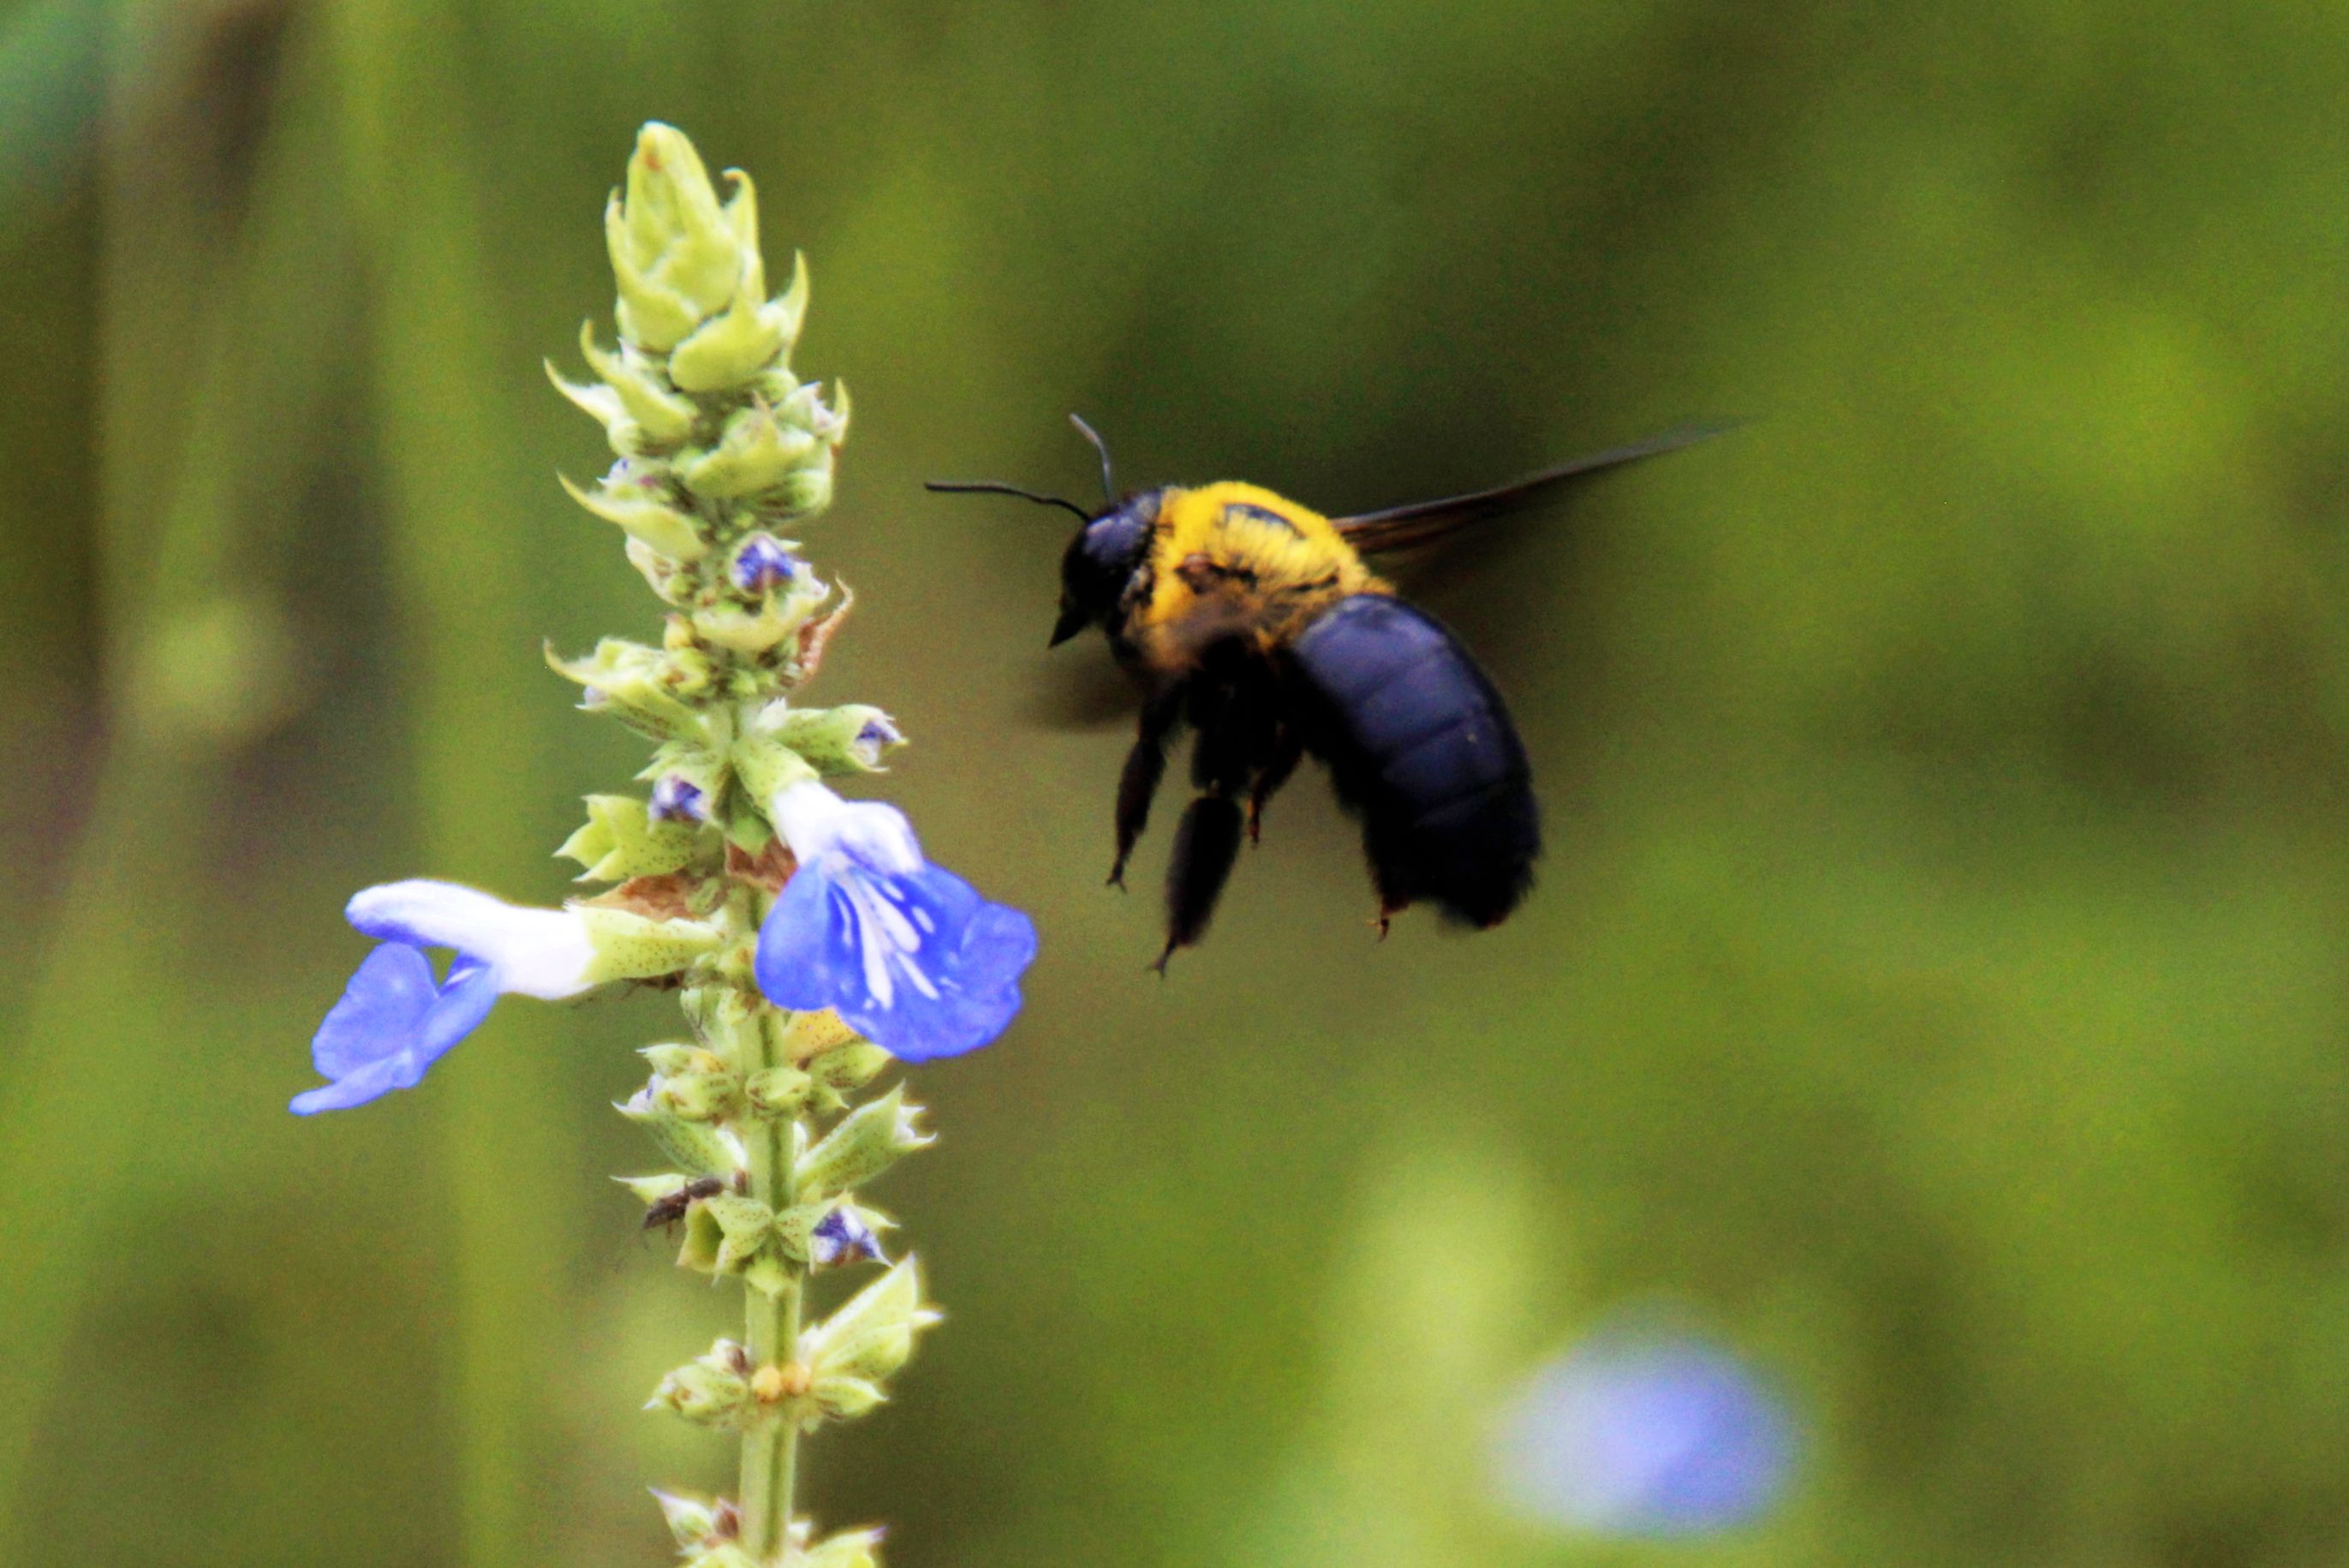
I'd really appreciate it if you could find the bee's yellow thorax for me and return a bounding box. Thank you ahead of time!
[1129,483,1386,668]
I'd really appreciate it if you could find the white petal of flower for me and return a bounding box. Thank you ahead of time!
[771,780,922,875]
[345,880,597,999]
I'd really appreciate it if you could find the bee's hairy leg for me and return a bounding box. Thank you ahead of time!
[1162,794,1244,960]
[1111,683,1184,889]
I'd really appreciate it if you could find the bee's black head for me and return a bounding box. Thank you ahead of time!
[1052,492,1158,647]
[922,414,1150,647]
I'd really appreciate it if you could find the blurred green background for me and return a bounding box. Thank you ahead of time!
[7,0,2349,1564]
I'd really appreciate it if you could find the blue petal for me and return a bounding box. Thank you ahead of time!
[310,943,436,1077]
[418,957,502,1067]
[755,857,1037,1062]
[290,1049,430,1115]
[294,945,504,1115]
[754,859,843,1010]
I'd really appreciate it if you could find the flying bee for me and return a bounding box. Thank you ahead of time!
[930,418,1721,966]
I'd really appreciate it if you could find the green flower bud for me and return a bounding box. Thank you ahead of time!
[802,1255,939,1390]
[742,1252,794,1299]
[781,1008,864,1061]
[655,1065,745,1124]
[641,1042,718,1078]
[546,638,710,742]
[768,1198,832,1265]
[683,1547,760,1568]
[769,451,833,516]
[545,363,635,452]
[608,123,747,350]
[745,1064,812,1118]
[560,468,709,563]
[629,743,730,832]
[809,1374,885,1422]
[800,1528,885,1568]
[679,401,821,503]
[650,1489,725,1550]
[558,793,708,882]
[766,367,839,439]
[702,1194,776,1273]
[797,1086,932,1200]
[769,250,811,361]
[617,1172,694,1207]
[680,1199,725,1273]
[683,984,775,1074]
[766,704,904,775]
[690,570,828,657]
[810,1040,892,1094]
[649,1338,756,1428]
[730,729,820,806]
[669,277,789,394]
[574,321,697,445]
[576,906,725,984]
[623,535,693,605]
[617,1088,745,1179]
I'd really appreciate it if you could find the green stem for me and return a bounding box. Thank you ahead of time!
[736,884,805,1563]
[741,1118,804,1559]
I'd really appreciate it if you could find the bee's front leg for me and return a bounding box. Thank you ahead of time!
[1111,683,1184,889]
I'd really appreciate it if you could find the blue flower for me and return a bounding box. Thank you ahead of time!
[1491,1328,1795,1537]
[810,1206,888,1267]
[849,714,903,769]
[754,782,1037,1063]
[649,773,707,821]
[292,881,597,1115]
[730,532,803,594]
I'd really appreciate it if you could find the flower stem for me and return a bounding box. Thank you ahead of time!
[741,1106,804,1559]
[737,876,805,1562]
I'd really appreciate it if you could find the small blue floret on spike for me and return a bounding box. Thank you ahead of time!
[650,774,708,822]
[810,1207,887,1267]
[730,532,803,595]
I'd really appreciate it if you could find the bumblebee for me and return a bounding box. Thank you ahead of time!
[931,420,1718,966]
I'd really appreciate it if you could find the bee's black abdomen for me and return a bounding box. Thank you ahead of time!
[1289,594,1539,927]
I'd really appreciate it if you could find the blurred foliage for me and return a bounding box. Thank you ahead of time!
[4,1,2349,1565]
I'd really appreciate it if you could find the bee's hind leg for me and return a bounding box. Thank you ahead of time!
[1156,795,1244,970]
[1154,663,1277,965]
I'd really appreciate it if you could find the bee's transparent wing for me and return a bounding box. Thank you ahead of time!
[1332,422,1733,555]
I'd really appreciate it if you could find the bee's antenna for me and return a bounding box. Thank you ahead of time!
[1069,413,1116,504]
[923,479,1094,523]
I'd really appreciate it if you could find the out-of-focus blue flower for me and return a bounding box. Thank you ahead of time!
[1491,1328,1795,1537]
[292,880,597,1115]
[754,782,1036,1063]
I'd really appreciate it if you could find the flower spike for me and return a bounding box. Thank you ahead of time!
[303,122,1028,1561]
